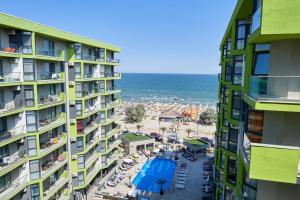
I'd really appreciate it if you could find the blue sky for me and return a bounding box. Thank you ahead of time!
[0,0,236,74]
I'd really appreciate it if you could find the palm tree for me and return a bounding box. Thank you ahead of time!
[160,126,167,143]
[186,128,193,138]
[136,124,143,133]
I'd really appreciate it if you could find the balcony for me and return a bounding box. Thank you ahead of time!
[250,76,300,103]
[251,6,261,34]
[246,143,300,184]
[0,151,27,176]
[85,152,100,169]
[106,58,120,64]
[37,72,65,83]
[0,100,24,118]
[103,99,121,110]
[40,133,67,157]
[82,54,95,61]
[39,93,65,108]
[43,171,69,200]
[104,72,122,79]
[0,175,29,200]
[86,134,101,152]
[41,152,68,179]
[105,87,121,95]
[36,48,64,59]
[0,72,22,84]
[0,125,26,146]
[38,112,66,132]
[107,139,121,151]
[86,160,102,185]
[101,126,121,139]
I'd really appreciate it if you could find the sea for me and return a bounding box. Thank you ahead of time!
[116,73,218,105]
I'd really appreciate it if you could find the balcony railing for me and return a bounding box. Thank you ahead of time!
[39,72,64,81]
[40,134,67,157]
[41,152,68,178]
[0,72,21,83]
[250,76,300,103]
[106,87,121,94]
[0,125,25,144]
[86,160,102,184]
[39,93,65,106]
[38,113,66,131]
[0,175,29,200]
[106,58,120,64]
[43,171,68,200]
[36,48,63,58]
[246,143,300,184]
[251,6,261,34]
[82,54,95,61]
[0,101,24,114]
[85,152,99,169]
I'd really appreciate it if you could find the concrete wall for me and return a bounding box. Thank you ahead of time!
[7,112,26,132]
[257,180,300,200]
[262,111,300,147]
[268,39,300,100]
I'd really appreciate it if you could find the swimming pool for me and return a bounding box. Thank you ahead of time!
[132,158,177,192]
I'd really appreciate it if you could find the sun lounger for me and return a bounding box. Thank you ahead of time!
[177,171,186,174]
[178,177,186,181]
[176,180,186,184]
[178,173,187,177]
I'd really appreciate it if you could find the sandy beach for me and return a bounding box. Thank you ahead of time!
[117,101,216,140]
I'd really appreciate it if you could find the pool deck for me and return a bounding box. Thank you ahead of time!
[88,151,213,200]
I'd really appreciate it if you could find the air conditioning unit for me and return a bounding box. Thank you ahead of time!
[69,100,75,105]
[70,137,76,142]
[72,173,77,178]
[6,29,16,35]
[71,155,77,160]
[70,119,76,124]
[69,81,75,86]
[68,62,74,66]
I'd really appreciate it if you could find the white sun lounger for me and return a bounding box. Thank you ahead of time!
[177,171,186,174]
[178,177,186,181]
[176,180,186,184]
[178,174,187,177]
[175,184,185,189]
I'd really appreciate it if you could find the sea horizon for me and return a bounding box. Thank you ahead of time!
[117,73,218,105]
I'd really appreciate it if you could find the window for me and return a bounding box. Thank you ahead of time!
[30,184,40,200]
[228,125,238,153]
[78,172,84,185]
[223,38,232,58]
[220,153,225,169]
[246,111,264,143]
[222,109,228,127]
[23,59,35,81]
[224,188,235,200]
[74,43,82,59]
[225,63,233,82]
[26,111,37,132]
[21,32,32,54]
[99,48,105,61]
[77,137,84,152]
[76,101,82,116]
[0,175,11,193]
[232,91,241,120]
[253,44,270,75]
[0,117,7,133]
[75,83,83,98]
[0,145,9,159]
[43,39,55,56]
[236,20,249,50]
[29,160,40,180]
[243,166,257,199]
[27,136,37,156]
[221,130,227,149]
[222,86,229,104]
[75,63,81,79]
[227,157,237,185]
[233,56,243,85]
[24,86,34,107]
[78,156,85,169]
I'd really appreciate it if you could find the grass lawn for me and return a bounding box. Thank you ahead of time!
[184,138,206,146]
[123,133,152,142]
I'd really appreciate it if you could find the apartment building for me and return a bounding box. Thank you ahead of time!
[216,0,300,199]
[0,13,122,200]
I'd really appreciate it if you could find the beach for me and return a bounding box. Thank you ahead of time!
[117,101,216,139]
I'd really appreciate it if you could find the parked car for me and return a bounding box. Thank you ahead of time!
[168,133,179,143]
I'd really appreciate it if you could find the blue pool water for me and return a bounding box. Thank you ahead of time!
[132,158,177,192]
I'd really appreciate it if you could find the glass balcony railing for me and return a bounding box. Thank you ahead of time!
[106,58,120,64]
[40,134,67,157]
[0,44,21,54]
[0,101,24,114]
[39,72,64,80]
[36,48,63,58]
[43,171,68,200]
[38,113,66,131]
[251,6,261,34]
[39,93,65,106]
[82,54,95,61]
[250,76,300,103]
[0,125,25,144]
[0,72,21,83]
[0,175,29,200]
[41,152,68,178]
